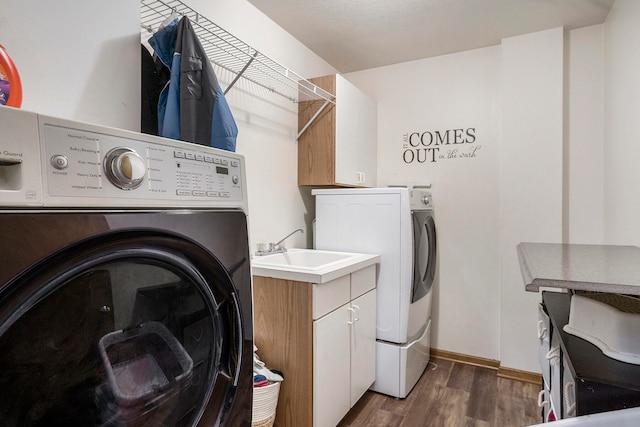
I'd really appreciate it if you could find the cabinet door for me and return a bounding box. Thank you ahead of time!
[353,84,376,187]
[335,75,377,187]
[350,289,377,406]
[298,74,376,187]
[313,304,350,427]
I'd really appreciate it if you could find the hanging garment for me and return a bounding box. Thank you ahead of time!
[147,16,238,152]
[140,44,165,136]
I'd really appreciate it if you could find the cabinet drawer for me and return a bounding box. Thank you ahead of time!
[351,264,376,299]
[313,275,350,320]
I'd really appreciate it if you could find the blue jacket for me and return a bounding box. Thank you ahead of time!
[149,16,238,152]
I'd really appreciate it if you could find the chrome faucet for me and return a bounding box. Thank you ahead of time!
[256,228,304,256]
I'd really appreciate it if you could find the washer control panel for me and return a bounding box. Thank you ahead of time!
[42,122,245,207]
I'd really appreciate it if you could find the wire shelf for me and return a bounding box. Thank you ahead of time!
[140,0,335,105]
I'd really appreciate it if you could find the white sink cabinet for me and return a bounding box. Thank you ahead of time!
[253,264,377,427]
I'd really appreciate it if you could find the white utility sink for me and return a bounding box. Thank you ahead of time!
[251,248,379,283]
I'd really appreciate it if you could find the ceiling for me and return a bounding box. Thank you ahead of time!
[247,0,615,73]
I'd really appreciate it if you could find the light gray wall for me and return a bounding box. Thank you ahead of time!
[603,0,640,245]
[565,25,605,245]
[499,28,564,373]
[0,0,140,130]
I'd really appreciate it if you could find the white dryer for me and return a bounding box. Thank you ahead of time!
[313,187,437,398]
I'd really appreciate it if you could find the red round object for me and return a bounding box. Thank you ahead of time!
[0,44,23,108]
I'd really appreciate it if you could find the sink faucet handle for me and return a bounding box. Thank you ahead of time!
[255,228,304,256]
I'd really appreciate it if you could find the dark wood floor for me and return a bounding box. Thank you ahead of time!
[338,358,542,427]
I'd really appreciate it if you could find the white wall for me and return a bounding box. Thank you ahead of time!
[499,28,564,372]
[0,0,141,130]
[348,47,502,360]
[603,0,640,245]
[565,26,605,244]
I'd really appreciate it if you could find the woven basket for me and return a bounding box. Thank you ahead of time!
[252,413,276,427]
[252,382,280,427]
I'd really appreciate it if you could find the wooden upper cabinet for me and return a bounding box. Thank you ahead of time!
[298,74,377,187]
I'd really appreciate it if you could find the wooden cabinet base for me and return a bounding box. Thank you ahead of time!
[253,276,313,427]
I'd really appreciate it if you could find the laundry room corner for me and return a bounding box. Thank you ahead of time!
[345,46,503,367]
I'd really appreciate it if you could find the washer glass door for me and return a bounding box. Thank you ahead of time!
[0,231,243,427]
[411,210,437,302]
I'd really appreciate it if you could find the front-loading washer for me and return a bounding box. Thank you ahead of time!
[0,106,253,426]
[313,187,437,398]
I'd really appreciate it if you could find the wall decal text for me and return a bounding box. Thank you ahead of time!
[402,128,480,163]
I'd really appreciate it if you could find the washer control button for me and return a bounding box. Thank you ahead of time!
[50,155,69,170]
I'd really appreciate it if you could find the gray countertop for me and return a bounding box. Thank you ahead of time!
[517,242,640,295]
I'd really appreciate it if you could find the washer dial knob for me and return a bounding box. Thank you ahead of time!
[103,147,146,189]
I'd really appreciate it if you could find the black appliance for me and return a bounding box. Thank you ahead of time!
[0,107,253,426]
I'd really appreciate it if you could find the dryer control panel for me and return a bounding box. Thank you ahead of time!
[409,189,433,211]
[0,106,247,210]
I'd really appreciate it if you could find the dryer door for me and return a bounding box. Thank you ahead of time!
[411,210,437,302]
[0,230,245,427]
